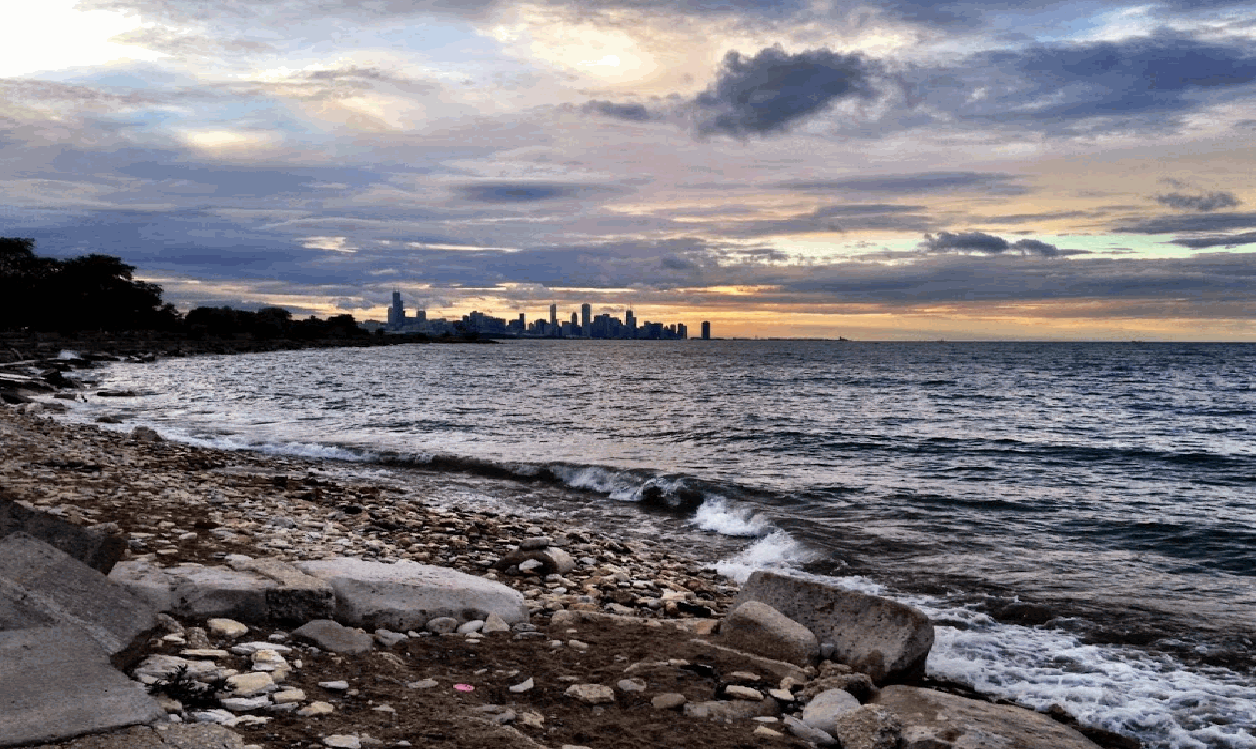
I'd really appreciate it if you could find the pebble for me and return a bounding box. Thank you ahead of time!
[318,680,350,691]
[207,619,249,639]
[323,735,361,748]
[725,685,764,701]
[226,672,276,696]
[565,683,616,704]
[652,693,687,710]
[298,701,336,717]
[407,679,439,689]
[509,678,535,693]
[616,678,647,693]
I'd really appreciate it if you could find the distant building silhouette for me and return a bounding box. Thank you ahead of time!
[701,321,711,340]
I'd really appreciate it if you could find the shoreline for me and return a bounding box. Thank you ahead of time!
[0,401,1137,749]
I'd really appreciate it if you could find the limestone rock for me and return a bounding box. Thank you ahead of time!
[293,620,373,655]
[829,705,902,749]
[721,600,819,667]
[296,558,529,631]
[565,683,615,705]
[492,546,576,576]
[802,688,863,736]
[873,685,1102,749]
[683,699,780,721]
[784,714,837,746]
[652,693,687,710]
[735,571,934,684]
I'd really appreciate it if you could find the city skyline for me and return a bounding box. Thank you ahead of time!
[383,290,703,340]
[1,1,1255,340]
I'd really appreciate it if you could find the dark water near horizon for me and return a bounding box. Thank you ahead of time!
[57,340,1256,748]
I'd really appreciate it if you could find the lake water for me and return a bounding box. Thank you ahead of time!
[65,340,1256,748]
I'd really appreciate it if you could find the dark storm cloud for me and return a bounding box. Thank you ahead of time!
[693,46,879,136]
[1170,232,1256,249]
[581,100,654,122]
[454,181,624,203]
[919,33,1256,133]
[919,231,1085,256]
[782,172,1029,196]
[1153,191,1242,211]
[1113,212,1256,234]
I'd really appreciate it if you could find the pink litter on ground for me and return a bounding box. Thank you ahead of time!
[454,684,474,692]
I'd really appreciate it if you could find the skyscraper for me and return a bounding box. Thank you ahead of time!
[625,309,636,337]
[387,290,405,329]
[701,321,711,340]
[581,303,591,336]
[549,303,557,328]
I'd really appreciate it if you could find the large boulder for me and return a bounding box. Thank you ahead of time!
[873,685,1102,749]
[0,497,125,573]
[295,557,529,631]
[734,571,933,684]
[0,533,156,656]
[0,626,166,747]
[721,600,820,666]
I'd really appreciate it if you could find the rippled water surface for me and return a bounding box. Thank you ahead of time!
[73,340,1256,748]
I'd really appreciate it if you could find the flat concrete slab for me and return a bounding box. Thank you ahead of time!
[0,626,166,748]
[0,497,125,573]
[0,533,157,655]
[108,559,335,623]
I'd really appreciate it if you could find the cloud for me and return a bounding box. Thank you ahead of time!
[693,46,879,136]
[1154,191,1241,212]
[919,231,1082,256]
[912,33,1256,134]
[454,181,625,204]
[781,172,1028,196]
[1113,212,1256,234]
[581,100,654,122]
[1170,232,1256,249]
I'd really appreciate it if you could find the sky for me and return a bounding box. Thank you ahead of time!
[2,0,1255,340]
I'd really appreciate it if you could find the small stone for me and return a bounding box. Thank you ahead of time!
[190,709,239,726]
[754,726,784,737]
[298,701,335,717]
[518,711,545,728]
[457,620,485,634]
[728,671,762,683]
[565,683,616,704]
[226,672,276,696]
[251,649,288,671]
[426,617,459,634]
[181,649,231,658]
[616,678,647,693]
[482,613,511,633]
[272,688,306,704]
[323,735,361,748]
[567,639,590,652]
[520,537,552,550]
[725,685,764,701]
[207,619,249,639]
[221,696,271,712]
[407,679,439,689]
[509,678,535,693]
[652,693,687,710]
[768,688,796,702]
[374,629,408,647]
[820,641,837,659]
[318,680,350,691]
[293,620,373,655]
[518,559,543,574]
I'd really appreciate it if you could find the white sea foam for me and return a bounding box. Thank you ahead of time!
[867,590,1256,749]
[691,497,771,537]
[550,464,641,500]
[711,530,820,583]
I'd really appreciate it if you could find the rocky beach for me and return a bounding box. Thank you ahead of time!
[0,363,1140,749]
